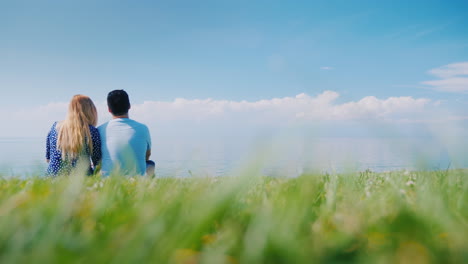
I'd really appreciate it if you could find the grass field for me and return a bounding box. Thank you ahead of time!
[0,168,467,263]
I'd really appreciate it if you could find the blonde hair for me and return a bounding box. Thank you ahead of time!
[57,95,98,160]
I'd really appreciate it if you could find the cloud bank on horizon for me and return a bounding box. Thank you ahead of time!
[4,90,464,139]
[130,91,431,123]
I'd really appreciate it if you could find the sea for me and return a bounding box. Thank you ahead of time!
[0,136,463,177]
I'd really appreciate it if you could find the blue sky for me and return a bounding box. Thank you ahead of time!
[1,0,467,102]
[1,0,467,138]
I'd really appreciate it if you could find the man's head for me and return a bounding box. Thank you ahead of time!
[107,90,130,116]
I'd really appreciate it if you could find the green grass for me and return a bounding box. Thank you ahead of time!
[0,169,467,263]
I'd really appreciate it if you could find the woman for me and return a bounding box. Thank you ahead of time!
[45,95,101,176]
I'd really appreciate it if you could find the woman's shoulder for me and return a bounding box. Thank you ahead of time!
[47,121,61,138]
[49,121,61,131]
[88,125,100,135]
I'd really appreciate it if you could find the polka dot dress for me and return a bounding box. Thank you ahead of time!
[46,122,101,176]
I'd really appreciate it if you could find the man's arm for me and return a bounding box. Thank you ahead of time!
[145,125,152,161]
[146,149,151,161]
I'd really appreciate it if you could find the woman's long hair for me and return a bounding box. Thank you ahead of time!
[57,95,97,159]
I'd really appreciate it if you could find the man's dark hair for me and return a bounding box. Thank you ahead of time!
[107,90,130,116]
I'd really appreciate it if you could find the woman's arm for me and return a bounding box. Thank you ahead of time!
[46,125,52,163]
[90,127,102,168]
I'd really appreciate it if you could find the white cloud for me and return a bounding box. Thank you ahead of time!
[428,62,468,78]
[320,66,334,70]
[129,91,431,124]
[423,62,468,93]
[2,91,436,138]
[413,24,447,39]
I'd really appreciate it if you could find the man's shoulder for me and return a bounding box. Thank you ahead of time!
[97,119,149,133]
[97,122,109,132]
[128,119,149,130]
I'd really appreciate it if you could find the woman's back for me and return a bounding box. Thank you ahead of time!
[46,122,101,176]
[45,95,101,176]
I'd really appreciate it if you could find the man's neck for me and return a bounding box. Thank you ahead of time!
[113,114,129,119]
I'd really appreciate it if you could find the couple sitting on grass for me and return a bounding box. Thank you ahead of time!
[45,90,155,177]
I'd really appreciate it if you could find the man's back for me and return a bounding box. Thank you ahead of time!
[98,118,151,176]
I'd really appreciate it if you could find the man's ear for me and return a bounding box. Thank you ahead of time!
[108,107,112,113]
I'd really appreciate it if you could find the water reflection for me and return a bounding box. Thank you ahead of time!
[0,136,459,177]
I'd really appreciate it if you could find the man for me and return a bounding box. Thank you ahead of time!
[98,90,155,176]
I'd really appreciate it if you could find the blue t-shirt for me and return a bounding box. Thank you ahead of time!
[46,122,101,176]
[98,118,151,176]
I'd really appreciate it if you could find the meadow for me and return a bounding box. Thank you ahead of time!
[0,168,467,263]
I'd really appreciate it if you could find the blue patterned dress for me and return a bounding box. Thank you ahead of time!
[46,122,101,176]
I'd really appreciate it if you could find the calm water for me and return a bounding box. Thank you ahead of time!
[0,136,461,177]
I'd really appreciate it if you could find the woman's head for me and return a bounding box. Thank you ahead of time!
[67,95,98,127]
[57,95,97,159]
